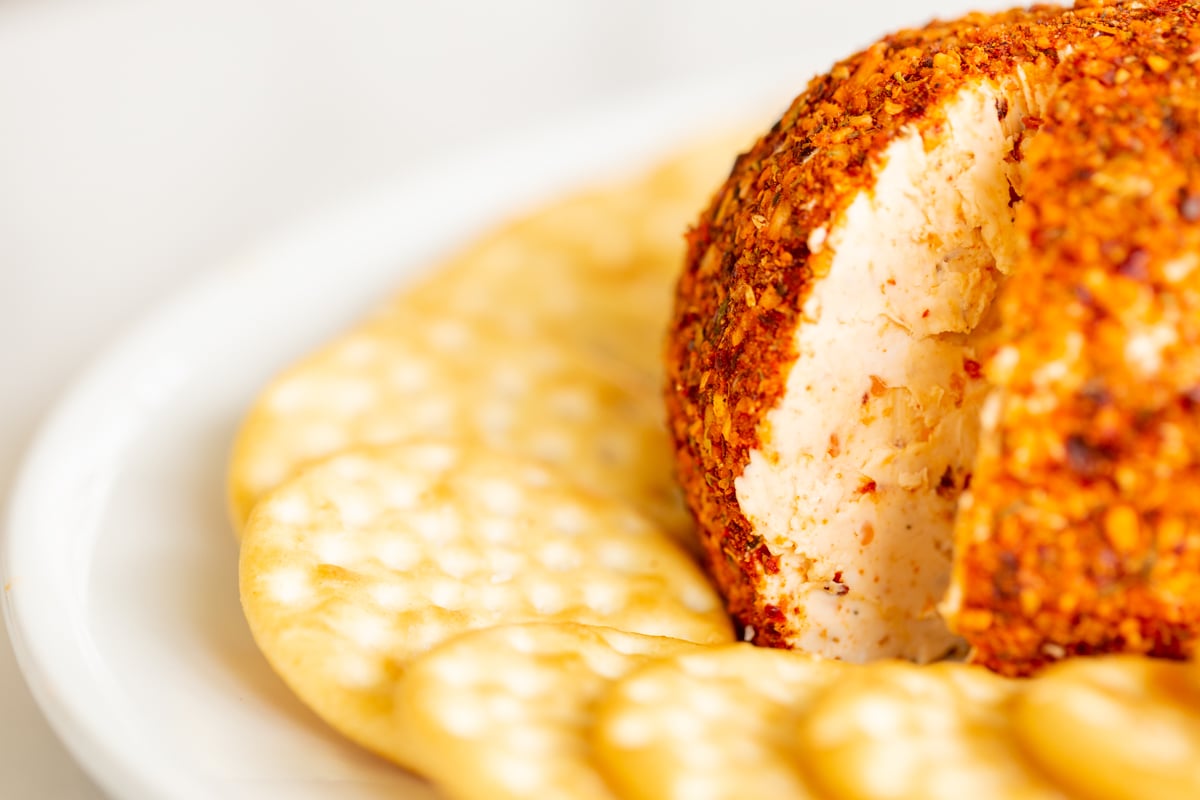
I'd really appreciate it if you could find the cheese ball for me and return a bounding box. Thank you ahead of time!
[665,0,1200,674]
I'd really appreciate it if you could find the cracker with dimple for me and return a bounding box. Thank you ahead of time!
[399,129,752,382]
[797,661,1063,800]
[228,132,751,541]
[239,442,731,766]
[1013,656,1200,800]
[393,623,699,800]
[592,644,845,800]
[228,305,691,543]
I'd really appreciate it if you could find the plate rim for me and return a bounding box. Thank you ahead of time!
[1,62,815,799]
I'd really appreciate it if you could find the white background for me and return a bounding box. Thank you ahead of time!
[0,0,1040,795]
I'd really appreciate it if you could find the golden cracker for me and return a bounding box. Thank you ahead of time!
[592,644,844,800]
[393,623,698,800]
[228,306,691,543]
[1013,656,1200,800]
[399,129,752,382]
[239,442,731,765]
[798,661,1063,800]
[229,132,751,539]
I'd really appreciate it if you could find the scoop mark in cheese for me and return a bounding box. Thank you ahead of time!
[735,80,1044,662]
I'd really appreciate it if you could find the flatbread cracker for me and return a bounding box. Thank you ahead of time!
[393,623,698,800]
[1013,656,1200,800]
[401,130,751,381]
[592,644,844,800]
[239,441,731,765]
[228,131,752,539]
[228,306,690,543]
[798,661,1063,800]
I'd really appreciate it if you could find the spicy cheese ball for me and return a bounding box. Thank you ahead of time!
[665,0,1200,675]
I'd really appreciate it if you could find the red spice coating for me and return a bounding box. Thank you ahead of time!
[953,0,1200,676]
[664,0,1200,674]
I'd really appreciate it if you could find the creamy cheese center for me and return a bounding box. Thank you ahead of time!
[736,77,1045,662]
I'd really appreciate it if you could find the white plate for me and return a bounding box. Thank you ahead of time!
[1,65,822,799]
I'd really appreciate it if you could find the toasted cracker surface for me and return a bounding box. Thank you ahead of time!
[1014,656,1200,800]
[239,441,731,765]
[229,130,752,543]
[592,644,845,799]
[229,305,692,543]
[798,661,1061,800]
[393,623,697,800]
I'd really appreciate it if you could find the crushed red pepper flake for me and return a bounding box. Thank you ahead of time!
[664,0,1200,672]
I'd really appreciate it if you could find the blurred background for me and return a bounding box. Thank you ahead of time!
[0,0,1047,794]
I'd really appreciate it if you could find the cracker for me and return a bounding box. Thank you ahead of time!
[401,130,751,382]
[239,442,731,765]
[797,661,1061,800]
[592,644,845,800]
[228,305,691,543]
[1013,656,1200,800]
[228,132,752,539]
[393,622,698,800]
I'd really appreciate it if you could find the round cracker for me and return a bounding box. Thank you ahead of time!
[798,661,1062,800]
[1013,656,1200,800]
[228,131,752,541]
[592,644,844,800]
[393,622,699,800]
[400,129,752,382]
[239,441,732,764]
[228,305,691,543]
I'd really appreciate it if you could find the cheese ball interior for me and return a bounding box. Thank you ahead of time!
[739,76,1042,662]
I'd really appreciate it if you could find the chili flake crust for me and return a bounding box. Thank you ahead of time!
[665,0,1200,672]
[666,2,1068,650]
[950,0,1200,675]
